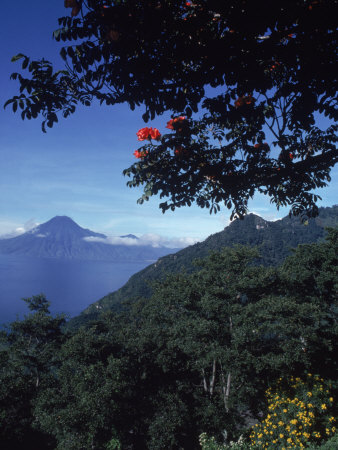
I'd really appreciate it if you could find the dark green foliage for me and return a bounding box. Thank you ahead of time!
[5,1,338,217]
[77,206,338,322]
[33,326,128,449]
[0,294,65,449]
[280,228,338,380]
[1,233,337,448]
[122,245,331,445]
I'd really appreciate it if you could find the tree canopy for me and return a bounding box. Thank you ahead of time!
[5,0,338,218]
[1,234,337,448]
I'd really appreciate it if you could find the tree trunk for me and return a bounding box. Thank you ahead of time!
[210,359,216,396]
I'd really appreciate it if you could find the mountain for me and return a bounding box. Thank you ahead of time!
[0,216,177,261]
[120,234,138,240]
[77,205,338,323]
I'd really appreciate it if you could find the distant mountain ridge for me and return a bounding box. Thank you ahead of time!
[0,216,177,261]
[78,205,338,322]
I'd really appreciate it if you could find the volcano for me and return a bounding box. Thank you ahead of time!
[0,216,176,261]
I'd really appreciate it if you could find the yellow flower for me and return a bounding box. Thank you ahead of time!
[321,404,327,410]
[307,392,312,397]
[280,433,284,438]
[329,397,333,402]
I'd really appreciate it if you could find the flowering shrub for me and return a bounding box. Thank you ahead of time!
[133,149,148,159]
[133,127,161,157]
[234,95,255,109]
[136,127,161,141]
[250,375,336,448]
[166,116,186,131]
[253,143,269,151]
[174,146,189,156]
[269,61,281,71]
[199,432,338,449]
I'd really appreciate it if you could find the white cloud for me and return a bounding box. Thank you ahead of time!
[83,233,200,249]
[0,218,39,239]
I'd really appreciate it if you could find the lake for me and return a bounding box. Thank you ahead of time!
[0,254,151,326]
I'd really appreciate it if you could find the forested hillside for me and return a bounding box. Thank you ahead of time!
[1,231,337,449]
[78,206,338,323]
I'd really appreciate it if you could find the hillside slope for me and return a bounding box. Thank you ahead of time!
[77,206,338,322]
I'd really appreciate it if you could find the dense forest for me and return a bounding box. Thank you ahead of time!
[1,229,337,449]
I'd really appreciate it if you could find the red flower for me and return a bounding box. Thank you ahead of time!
[308,1,320,10]
[254,142,269,150]
[234,97,245,108]
[133,150,148,159]
[136,127,150,141]
[289,152,294,160]
[149,127,161,140]
[234,95,255,108]
[136,127,161,141]
[166,116,186,130]
[270,61,281,71]
[174,146,188,156]
[244,95,254,105]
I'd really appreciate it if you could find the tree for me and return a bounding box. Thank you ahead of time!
[122,244,330,445]
[33,325,123,449]
[0,295,65,449]
[279,228,338,380]
[5,0,337,218]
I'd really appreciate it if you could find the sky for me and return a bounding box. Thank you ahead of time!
[0,1,337,247]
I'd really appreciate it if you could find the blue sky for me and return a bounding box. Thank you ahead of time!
[0,1,337,246]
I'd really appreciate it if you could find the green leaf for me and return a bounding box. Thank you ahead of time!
[11,53,25,62]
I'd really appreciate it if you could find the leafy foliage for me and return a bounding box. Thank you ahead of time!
[1,232,337,448]
[0,295,65,449]
[5,0,338,217]
[33,325,127,449]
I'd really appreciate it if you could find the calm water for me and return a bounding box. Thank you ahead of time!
[0,254,151,326]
